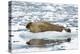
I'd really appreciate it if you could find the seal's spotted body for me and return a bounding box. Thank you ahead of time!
[26,21,71,33]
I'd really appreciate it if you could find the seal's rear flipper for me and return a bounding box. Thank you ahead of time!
[64,28,71,33]
[66,38,71,42]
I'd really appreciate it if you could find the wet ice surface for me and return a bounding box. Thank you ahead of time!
[11,27,78,53]
[9,1,78,53]
[12,38,78,53]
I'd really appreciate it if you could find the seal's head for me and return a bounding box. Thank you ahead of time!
[26,41,30,45]
[26,22,32,29]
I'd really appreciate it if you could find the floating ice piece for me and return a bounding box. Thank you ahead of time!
[19,28,77,40]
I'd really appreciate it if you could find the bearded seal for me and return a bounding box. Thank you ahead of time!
[26,21,71,33]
